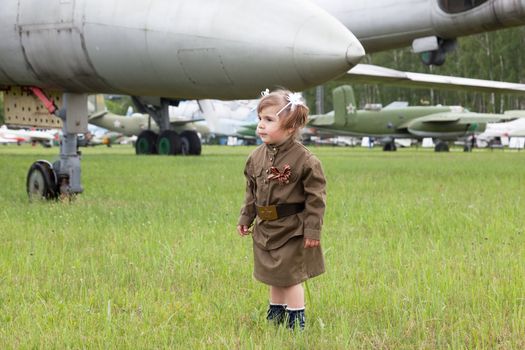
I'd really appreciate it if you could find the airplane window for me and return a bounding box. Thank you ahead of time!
[438,0,489,14]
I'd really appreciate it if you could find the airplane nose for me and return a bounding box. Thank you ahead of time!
[293,14,365,85]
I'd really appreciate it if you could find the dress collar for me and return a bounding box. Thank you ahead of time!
[265,136,296,153]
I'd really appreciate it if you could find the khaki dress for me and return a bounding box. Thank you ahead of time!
[238,137,326,287]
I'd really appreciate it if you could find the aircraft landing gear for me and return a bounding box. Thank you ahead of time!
[420,38,457,66]
[132,97,202,156]
[26,93,88,200]
[26,160,58,201]
[434,140,450,152]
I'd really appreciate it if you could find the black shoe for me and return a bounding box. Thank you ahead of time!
[286,308,305,331]
[267,303,287,325]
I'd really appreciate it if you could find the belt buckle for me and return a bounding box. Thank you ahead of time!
[258,205,278,221]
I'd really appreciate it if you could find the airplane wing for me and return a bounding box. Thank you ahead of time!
[504,110,525,117]
[170,118,205,127]
[308,112,335,126]
[342,64,525,95]
[88,110,109,121]
[0,136,18,143]
[419,113,516,124]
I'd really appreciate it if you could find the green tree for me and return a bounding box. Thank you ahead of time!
[104,95,133,115]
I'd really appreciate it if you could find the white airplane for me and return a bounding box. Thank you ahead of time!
[477,112,525,146]
[195,100,259,140]
[0,125,57,147]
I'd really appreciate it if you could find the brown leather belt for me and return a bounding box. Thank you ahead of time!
[256,203,305,221]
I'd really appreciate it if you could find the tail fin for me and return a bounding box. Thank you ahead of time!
[333,85,356,127]
[87,95,108,120]
[198,100,220,132]
[88,95,107,114]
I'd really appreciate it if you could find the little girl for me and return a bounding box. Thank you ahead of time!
[237,89,326,330]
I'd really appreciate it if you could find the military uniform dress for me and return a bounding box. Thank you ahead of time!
[238,137,326,287]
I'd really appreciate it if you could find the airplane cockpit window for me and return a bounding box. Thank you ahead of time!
[438,0,489,13]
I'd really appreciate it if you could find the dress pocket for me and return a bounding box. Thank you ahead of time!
[253,167,266,186]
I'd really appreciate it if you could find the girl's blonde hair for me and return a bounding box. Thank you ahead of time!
[257,89,309,138]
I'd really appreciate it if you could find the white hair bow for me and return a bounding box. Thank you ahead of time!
[277,92,304,116]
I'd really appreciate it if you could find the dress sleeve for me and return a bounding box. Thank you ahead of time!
[302,155,326,240]
[238,157,257,226]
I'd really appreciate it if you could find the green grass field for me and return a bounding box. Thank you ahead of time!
[0,144,524,349]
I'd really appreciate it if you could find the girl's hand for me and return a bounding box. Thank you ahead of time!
[304,238,320,249]
[237,225,250,236]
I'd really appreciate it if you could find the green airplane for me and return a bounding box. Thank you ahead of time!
[308,86,515,152]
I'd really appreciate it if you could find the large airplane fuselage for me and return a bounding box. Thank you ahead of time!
[0,0,363,100]
[314,0,525,52]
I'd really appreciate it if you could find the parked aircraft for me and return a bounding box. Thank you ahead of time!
[308,86,516,151]
[477,113,525,146]
[0,125,57,147]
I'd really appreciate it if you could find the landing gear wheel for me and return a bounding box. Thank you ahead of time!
[157,130,182,155]
[26,160,58,201]
[136,130,159,155]
[180,135,190,156]
[420,50,446,66]
[180,130,202,155]
[435,142,450,152]
[383,141,397,152]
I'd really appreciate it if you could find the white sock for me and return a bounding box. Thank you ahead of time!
[286,307,305,311]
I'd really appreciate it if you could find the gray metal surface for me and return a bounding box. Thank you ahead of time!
[0,0,364,99]
[313,0,525,53]
[56,93,86,194]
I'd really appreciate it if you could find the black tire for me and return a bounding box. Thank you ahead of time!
[136,130,158,155]
[180,130,202,156]
[157,130,182,155]
[26,161,58,201]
